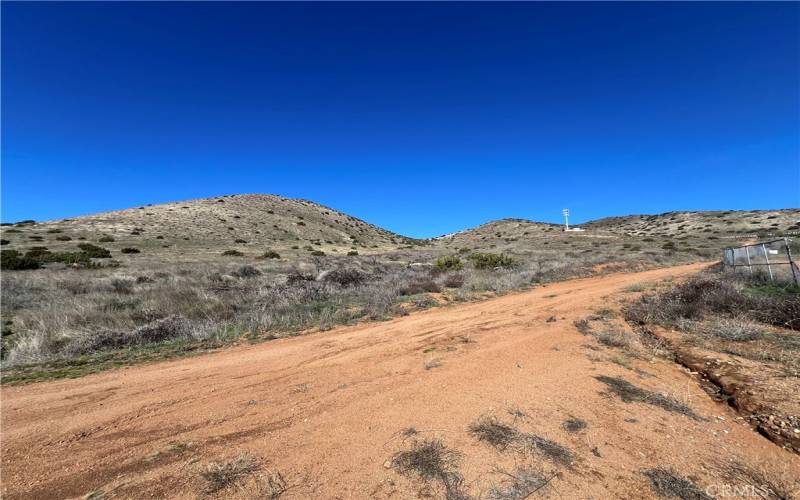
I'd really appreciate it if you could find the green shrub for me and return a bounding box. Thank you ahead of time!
[121,247,140,254]
[47,229,62,233]
[98,236,115,242]
[469,252,516,269]
[259,250,281,259]
[0,250,40,270]
[222,250,244,256]
[77,243,112,258]
[433,256,463,272]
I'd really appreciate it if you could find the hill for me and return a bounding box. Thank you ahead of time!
[582,209,799,239]
[0,194,418,262]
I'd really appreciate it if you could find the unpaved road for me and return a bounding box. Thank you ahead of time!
[3,263,799,499]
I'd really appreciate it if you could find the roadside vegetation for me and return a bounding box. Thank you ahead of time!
[623,269,800,453]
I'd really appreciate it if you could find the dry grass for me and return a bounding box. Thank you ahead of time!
[595,375,700,420]
[390,438,469,499]
[642,468,710,500]
[468,416,574,467]
[487,467,557,499]
[200,453,259,493]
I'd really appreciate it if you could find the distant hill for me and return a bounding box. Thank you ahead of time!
[0,194,418,260]
[582,209,800,238]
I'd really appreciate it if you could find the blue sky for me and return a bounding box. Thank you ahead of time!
[2,2,798,237]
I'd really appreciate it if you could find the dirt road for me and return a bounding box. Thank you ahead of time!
[3,263,798,499]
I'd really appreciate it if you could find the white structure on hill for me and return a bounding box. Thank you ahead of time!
[562,208,585,232]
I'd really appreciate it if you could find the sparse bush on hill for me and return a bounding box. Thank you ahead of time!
[55,235,72,241]
[433,255,463,272]
[469,252,516,269]
[77,243,112,258]
[232,265,261,278]
[442,273,465,288]
[222,249,244,256]
[0,240,9,246]
[401,279,440,296]
[310,250,325,256]
[121,247,140,254]
[347,250,359,256]
[324,268,367,287]
[98,236,115,242]
[1,250,41,270]
[258,250,281,259]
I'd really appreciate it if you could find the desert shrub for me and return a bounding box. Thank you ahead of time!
[0,250,41,270]
[55,235,72,241]
[469,252,516,269]
[433,255,463,272]
[700,317,767,342]
[286,271,315,285]
[110,277,135,294]
[625,274,800,330]
[310,250,325,256]
[222,249,244,256]
[401,279,440,295]
[201,453,259,493]
[347,250,359,256]
[442,273,465,288]
[77,243,112,258]
[259,250,281,259]
[232,265,261,278]
[234,239,247,244]
[120,247,140,254]
[98,236,115,242]
[324,268,367,287]
[0,240,9,245]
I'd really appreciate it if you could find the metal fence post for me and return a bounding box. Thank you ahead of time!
[785,238,799,286]
[745,245,753,274]
[761,244,773,282]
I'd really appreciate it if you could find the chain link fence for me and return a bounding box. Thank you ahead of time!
[722,238,799,285]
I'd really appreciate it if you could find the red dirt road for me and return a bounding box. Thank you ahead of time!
[2,263,799,499]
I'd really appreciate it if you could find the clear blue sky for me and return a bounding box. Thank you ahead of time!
[2,2,798,237]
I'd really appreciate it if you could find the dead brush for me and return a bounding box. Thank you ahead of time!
[468,416,574,467]
[468,416,519,451]
[712,461,794,500]
[391,438,463,482]
[562,417,587,433]
[200,453,259,493]
[488,467,558,499]
[390,438,469,499]
[596,330,634,350]
[642,468,710,500]
[595,375,701,420]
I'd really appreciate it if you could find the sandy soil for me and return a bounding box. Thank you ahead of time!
[2,263,799,499]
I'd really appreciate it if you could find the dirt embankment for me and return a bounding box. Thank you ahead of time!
[2,262,799,499]
[643,326,800,454]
